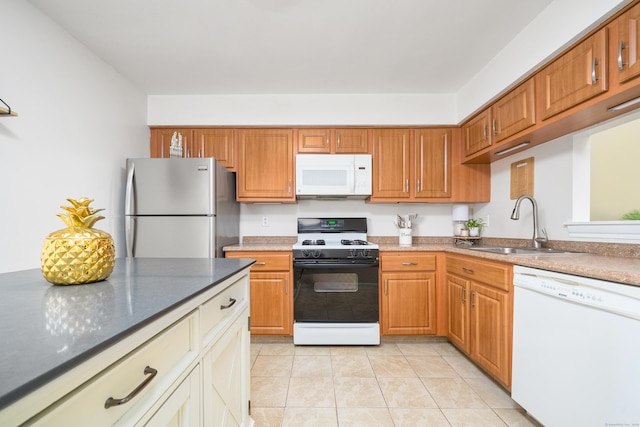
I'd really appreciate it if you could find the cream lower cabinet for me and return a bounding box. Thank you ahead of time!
[19,271,251,427]
[202,311,250,427]
[141,366,201,426]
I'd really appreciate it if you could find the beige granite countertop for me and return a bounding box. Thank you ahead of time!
[224,236,640,287]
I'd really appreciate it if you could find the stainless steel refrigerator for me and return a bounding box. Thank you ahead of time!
[125,157,239,258]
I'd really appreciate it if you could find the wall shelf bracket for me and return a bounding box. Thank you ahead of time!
[0,98,17,116]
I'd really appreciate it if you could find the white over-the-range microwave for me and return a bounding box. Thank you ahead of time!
[295,154,372,199]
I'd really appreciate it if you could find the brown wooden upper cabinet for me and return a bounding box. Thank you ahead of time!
[236,129,295,203]
[463,79,536,157]
[371,128,412,200]
[539,28,608,120]
[616,2,640,84]
[414,128,452,198]
[150,128,191,159]
[150,128,235,170]
[372,128,489,203]
[192,129,235,170]
[297,128,370,153]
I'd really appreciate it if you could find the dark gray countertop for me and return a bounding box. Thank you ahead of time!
[0,257,255,411]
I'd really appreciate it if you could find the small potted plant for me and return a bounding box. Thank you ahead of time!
[465,218,484,237]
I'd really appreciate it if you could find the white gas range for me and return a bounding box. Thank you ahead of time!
[292,218,380,345]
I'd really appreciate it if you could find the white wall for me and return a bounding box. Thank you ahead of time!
[457,0,630,118]
[0,1,148,273]
[148,0,631,125]
[474,136,575,241]
[147,94,458,126]
[239,200,463,239]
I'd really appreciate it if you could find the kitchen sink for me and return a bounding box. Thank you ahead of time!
[468,246,574,255]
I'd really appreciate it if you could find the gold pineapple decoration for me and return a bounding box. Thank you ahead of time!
[41,198,115,285]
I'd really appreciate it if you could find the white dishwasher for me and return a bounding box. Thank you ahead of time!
[512,265,640,427]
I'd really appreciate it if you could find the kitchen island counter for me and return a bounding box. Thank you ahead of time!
[0,257,255,418]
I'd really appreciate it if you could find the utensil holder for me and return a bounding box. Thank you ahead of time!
[399,228,412,246]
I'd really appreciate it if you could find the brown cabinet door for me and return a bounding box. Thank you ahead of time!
[335,128,370,153]
[150,128,191,158]
[380,271,436,335]
[469,282,511,387]
[193,129,235,169]
[492,78,536,142]
[249,272,292,335]
[237,129,295,202]
[414,128,451,198]
[617,3,640,84]
[540,28,608,120]
[371,129,412,199]
[463,109,492,156]
[297,128,331,153]
[446,274,470,353]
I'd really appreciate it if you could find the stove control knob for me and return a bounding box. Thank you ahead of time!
[362,249,370,258]
[313,250,321,258]
[302,250,310,257]
[349,249,358,258]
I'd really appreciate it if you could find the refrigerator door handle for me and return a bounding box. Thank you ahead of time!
[126,216,135,258]
[125,164,135,257]
[125,162,135,215]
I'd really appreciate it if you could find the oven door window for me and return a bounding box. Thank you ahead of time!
[294,264,379,323]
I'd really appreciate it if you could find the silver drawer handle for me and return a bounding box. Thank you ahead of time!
[220,297,237,310]
[462,267,475,274]
[105,366,157,409]
[254,262,267,266]
[619,41,627,71]
[402,262,418,266]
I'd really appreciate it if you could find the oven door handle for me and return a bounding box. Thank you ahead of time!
[293,262,379,268]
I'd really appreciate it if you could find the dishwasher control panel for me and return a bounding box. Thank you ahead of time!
[514,266,640,321]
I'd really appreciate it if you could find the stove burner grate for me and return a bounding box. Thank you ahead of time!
[340,239,369,246]
[302,239,326,246]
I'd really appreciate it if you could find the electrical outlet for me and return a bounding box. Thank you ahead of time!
[485,214,490,227]
[262,216,269,227]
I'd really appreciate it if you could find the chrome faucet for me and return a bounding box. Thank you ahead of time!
[510,195,548,249]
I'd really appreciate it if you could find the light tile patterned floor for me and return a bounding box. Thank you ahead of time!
[250,339,541,427]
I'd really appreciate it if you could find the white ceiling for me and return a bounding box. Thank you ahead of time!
[27,0,553,96]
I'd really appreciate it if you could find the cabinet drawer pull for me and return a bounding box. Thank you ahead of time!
[104,366,157,409]
[591,58,599,85]
[416,179,421,193]
[337,133,341,147]
[618,41,627,71]
[401,262,418,266]
[405,179,409,193]
[470,291,476,308]
[254,262,267,266]
[462,267,475,274]
[462,288,466,304]
[220,297,237,310]
[483,124,488,141]
[384,279,388,295]
[492,119,498,135]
